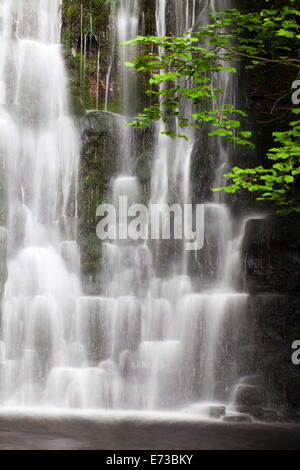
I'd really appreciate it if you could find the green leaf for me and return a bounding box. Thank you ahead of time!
[239,131,252,138]
[285,175,294,183]
[277,29,295,38]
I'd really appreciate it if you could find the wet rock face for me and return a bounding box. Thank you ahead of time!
[77,112,117,286]
[235,385,265,407]
[286,376,300,407]
[242,215,300,294]
[78,111,153,288]
[244,293,300,410]
[240,215,300,414]
[223,414,252,423]
[208,406,226,419]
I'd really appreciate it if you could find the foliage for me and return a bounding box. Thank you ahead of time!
[62,0,111,111]
[124,0,300,212]
[62,0,110,40]
[219,110,300,212]
[208,1,300,212]
[124,35,253,147]
[201,2,300,69]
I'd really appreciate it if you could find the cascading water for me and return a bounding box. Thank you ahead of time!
[86,0,249,413]
[0,0,249,414]
[0,0,81,406]
[142,0,249,411]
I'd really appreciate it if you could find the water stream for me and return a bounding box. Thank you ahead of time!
[0,0,250,415]
[0,0,81,406]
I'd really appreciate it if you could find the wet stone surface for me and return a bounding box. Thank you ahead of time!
[0,414,300,450]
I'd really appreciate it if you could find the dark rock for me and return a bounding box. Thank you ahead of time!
[235,385,265,406]
[182,404,226,419]
[261,410,280,423]
[234,405,280,422]
[239,375,263,386]
[208,406,226,419]
[242,215,300,294]
[223,415,252,423]
[281,407,300,423]
[286,377,300,407]
[246,294,300,409]
[233,405,264,420]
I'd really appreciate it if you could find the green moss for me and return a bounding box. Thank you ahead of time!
[77,112,118,277]
[61,2,115,278]
[62,0,111,111]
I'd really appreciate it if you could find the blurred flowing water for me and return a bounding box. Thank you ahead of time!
[0,0,251,417]
[0,0,81,406]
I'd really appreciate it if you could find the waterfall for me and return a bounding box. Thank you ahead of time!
[116,0,139,115]
[107,0,140,174]
[0,0,249,413]
[90,0,248,412]
[0,0,81,406]
[143,0,249,409]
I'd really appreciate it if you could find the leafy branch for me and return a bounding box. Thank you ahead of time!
[123,1,300,212]
[123,35,254,147]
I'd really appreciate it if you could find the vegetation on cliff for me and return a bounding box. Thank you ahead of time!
[61,0,300,280]
[124,1,300,212]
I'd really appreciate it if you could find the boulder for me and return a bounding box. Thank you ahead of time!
[235,385,265,406]
[242,215,300,294]
[208,406,226,419]
[223,414,252,423]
